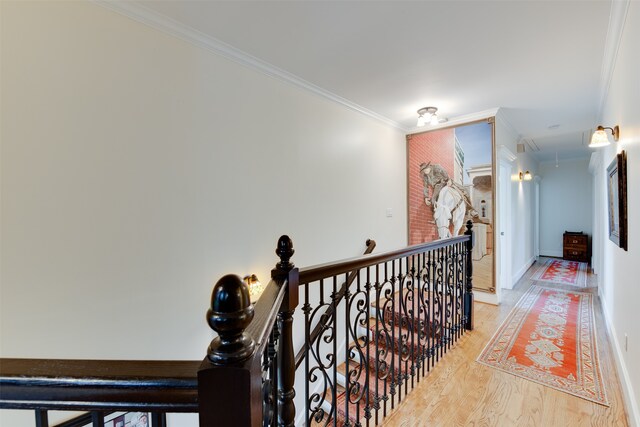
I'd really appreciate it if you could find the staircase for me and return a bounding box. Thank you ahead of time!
[300,232,473,427]
[1,231,474,427]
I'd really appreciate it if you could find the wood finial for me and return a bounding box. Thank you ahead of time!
[206,274,255,365]
[272,235,295,279]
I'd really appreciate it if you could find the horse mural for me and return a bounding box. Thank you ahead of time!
[420,162,477,240]
[433,186,467,239]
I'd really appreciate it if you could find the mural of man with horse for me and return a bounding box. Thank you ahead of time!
[419,162,478,239]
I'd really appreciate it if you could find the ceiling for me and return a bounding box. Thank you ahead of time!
[131,0,613,161]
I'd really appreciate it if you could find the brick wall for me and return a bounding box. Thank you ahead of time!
[407,128,455,245]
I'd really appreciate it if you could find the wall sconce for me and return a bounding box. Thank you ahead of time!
[243,274,264,303]
[519,171,532,181]
[589,125,619,148]
[417,106,442,127]
[480,199,486,218]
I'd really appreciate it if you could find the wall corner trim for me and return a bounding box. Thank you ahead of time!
[589,152,602,174]
[91,0,408,131]
[495,109,521,141]
[498,145,517,163]
[596,0,630,122]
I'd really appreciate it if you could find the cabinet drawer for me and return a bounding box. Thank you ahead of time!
[564,250,587,262]
[564,243,587,251]
[564,249,586,257]
[564,236,587,245]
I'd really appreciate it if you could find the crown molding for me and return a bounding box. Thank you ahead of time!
[497,145,517,163]
[595,0,630,122]
[495,109,522,142]
[92,0,407,131]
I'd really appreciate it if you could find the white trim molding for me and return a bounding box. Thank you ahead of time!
[596,0,630,122]
[600,292,640,427]
[92,0,407,131]
[540,249,563,258]
[496,109,521,142]
[512,256,536,284]
[498,145,517,163]
[589,151,602,174]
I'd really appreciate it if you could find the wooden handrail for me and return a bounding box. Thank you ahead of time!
[294,239,376,369]
[299,234,469,283]
[0,359,200,412]
[0,229,475,427]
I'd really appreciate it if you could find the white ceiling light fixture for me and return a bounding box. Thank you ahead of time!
[416,106,442,127]
[589,125,619,148]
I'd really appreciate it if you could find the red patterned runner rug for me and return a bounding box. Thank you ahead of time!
[477,285,608,405]
[530,259,589,287]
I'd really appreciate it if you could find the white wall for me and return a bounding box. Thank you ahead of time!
[0,2,407,425]
[494,113,538,297]
[539,157,593,257]
[594,2,640,424]
[511,152,538,282]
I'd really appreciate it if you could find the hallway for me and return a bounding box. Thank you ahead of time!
[383,257,628,426]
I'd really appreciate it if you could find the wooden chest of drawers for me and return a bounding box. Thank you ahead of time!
[563,232,589,263]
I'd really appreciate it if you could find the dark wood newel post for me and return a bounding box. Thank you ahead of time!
[464,221,475,331]
[198,274,258,427]
[272,235,298,427]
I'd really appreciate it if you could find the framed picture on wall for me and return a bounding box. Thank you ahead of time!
[606,150,627,251]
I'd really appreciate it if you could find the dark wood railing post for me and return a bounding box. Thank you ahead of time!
[464,221,474,330]
[271,235,298,427]
[198,274,258,427]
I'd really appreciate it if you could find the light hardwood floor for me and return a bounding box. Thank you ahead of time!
[383,257,629,427]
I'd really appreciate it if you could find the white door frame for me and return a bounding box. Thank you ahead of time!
[534,176,542,259]
[588,153,602,282]
[497,145,516,290]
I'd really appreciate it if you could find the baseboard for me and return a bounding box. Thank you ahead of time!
[512,256,536,284]
[600,291,640,427]
[474,291,498,306]
[540,249,562,258]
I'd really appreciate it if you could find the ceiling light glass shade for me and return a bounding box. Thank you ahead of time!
[430,113,439,125]
[417,115,426,127]
[589,129,610,148]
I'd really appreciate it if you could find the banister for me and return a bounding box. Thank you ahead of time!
[0,359,200,412]
[0,227,476,427]
[299,222,474,425]
[298,234,469,283]
[294,238,376,369]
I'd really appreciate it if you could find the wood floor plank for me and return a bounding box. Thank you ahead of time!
[382,257,630,427]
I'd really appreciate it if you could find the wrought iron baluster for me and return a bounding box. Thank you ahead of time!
[413,254,418,385]
[332,276,338,427]
[91,412,104,427]
[447,244,453,352]
[151,412,167,427]
[364,266,372,427]
[303,281,310,427]
[343,272,350,427]
[374,263,380,426]
[35,410,48,427]
[389,260,396,411]
[396,258,403,404]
